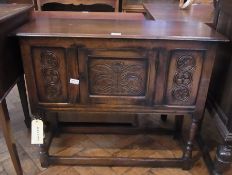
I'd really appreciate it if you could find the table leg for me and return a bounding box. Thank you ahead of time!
[183,116,199,170]
[0,99,23,175]
[40,140,50,168]
[39,112,53,168]
[17,75,31,128]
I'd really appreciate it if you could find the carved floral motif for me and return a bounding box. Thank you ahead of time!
[89,60,146,96]
[172,54,196,102]
[40,50,61,99]
[177,55,195,71]
[41,51,59,69]
[174,71,192,86]
[172,86,190,101]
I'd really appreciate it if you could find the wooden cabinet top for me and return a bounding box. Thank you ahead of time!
[143,3,214,24]
[16,13,227,42]
[0,4,33,23]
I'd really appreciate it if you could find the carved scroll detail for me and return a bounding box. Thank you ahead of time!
[89,60,146,96]
[172,54,196,102]
[40,50,61,99]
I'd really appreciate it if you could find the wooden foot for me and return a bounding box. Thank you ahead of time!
[40,131,50,168]
[39,113,53,168]
[0,100,23,175]
[174,115,184,139]
[40,145,50,168]
[17,75,31,128]
[214,143,232,174]
[183,117,199,170]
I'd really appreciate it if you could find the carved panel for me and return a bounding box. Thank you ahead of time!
[40,50,62,99]
[166,50,204,105]
[78,48,156,105]
[172,54,196,102]
[88,58,147,96]
[32,47,68,102]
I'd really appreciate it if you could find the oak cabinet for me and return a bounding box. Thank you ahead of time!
[17,16,226,168]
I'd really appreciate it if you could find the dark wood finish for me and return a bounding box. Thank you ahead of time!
[16,17,224,40]
[16,13,227,168]
[144,3,214,24]
[0,4,33,175]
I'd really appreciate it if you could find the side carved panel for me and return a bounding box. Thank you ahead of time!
[166,50,204,105]
[32,47,68,102]
[172,55,196,102]
[88,58,147,96]
[40,50,61,99]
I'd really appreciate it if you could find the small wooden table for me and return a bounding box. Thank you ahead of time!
[0,4,33,175]
[143,3,214,24]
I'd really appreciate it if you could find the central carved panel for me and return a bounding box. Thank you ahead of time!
[88,58,147,96]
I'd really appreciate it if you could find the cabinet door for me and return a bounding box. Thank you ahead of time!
[78,48,157,105]
[31,47,79,103]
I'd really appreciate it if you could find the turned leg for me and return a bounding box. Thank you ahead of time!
[40,140,50,168]
[174,115,184,139]
[17,75,31,128]
[213,142,232,175]
[39,112,50,168]
[38,111,56,168]
[0,99,23,175]
[160,114,167,122]
[183,116,199,170]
